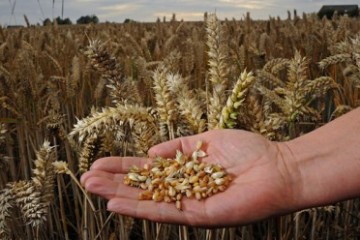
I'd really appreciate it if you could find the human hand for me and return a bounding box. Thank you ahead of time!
[81,129,300,227]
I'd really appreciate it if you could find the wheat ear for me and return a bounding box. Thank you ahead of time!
[78,134,101,173]
[152,65,178,140]
[167,72,206,133]
[0,185,13,240]
[206,13,228,129]
[70,103,156,143]
[219,70,256,129]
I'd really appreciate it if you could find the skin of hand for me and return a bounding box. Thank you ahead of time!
[80,129,301,227]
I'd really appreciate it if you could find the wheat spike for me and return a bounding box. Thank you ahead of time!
[152,65,178,140]
[131,121,160,157]
[206,13,229,129]
[298,76,337,100]
[11,180,47,227]
[108,77,143,105]
[32,141,56,197]
[318,53,352,69]
[167,72,206,134]
[84,39,142,104]
[78,134,101,173]
[70,103,157,143]
[219,70,256,129]
[0,185,13,240]
[263,58,290,74]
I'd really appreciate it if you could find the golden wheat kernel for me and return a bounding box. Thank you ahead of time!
[206,187,214,195]
[160,189,167,197]
[164,195,172,203]
[137,175,147,182]
[152,191,163,202]
[193,164,200,172]
[164,168,171,176]
[123,176,131,184]
[212,188,219,194]
[140,170,150,176]
[148,184,154,192]
[208,181,216,188]
[164,181,171,188]
[218,185,226,192]
[185,161,194,169]
[176,200,182,210]
[151,167,160,173]
[211,171,225,179]
[129,165,140,173]
[143,164,150,170]
[213,165,222,172]
[154,171,164,178]
[169,180,177,187]
[197,170,206,178]
[195,192,202,200]
[140,183,148,190]
[202,175,209,183]
[176,193,182,201]
[198,163,205,170]
[151,178,161,185]
[214,178,224,185]
[192,185,202,192]
[145,177,152,185]
[158,182,165,190]
[178,177,185,183]
[186,189,192,198]
[204,165,213,174]
[168,186,176,197]
[128,173,140,181]
[196,150,207,158]
[201,192,207,198]
[225,175,232,182]
[199,180,207,188]
[139,190,152,200]
[175,183,190,191]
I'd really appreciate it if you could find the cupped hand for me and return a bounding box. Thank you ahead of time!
[81,129,301,227]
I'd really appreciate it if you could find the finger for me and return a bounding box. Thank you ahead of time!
[107,197,207,226]
[90,156,153,173]
[80,169,123,186]
[84,176,140,200]
[148,132,210,158]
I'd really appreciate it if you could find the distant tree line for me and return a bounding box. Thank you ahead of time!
[42,14,99,26]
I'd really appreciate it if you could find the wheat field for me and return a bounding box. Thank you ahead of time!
[0,11,360,239]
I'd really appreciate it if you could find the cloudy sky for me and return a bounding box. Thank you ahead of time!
[0,0,358,26]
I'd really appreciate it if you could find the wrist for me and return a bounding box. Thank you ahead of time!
[274,141,305,213]
[283,113,360,211]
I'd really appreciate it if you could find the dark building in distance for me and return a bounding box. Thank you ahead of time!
[318,5,359,19]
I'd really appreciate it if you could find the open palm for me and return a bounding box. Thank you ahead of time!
[81,129,300,227]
